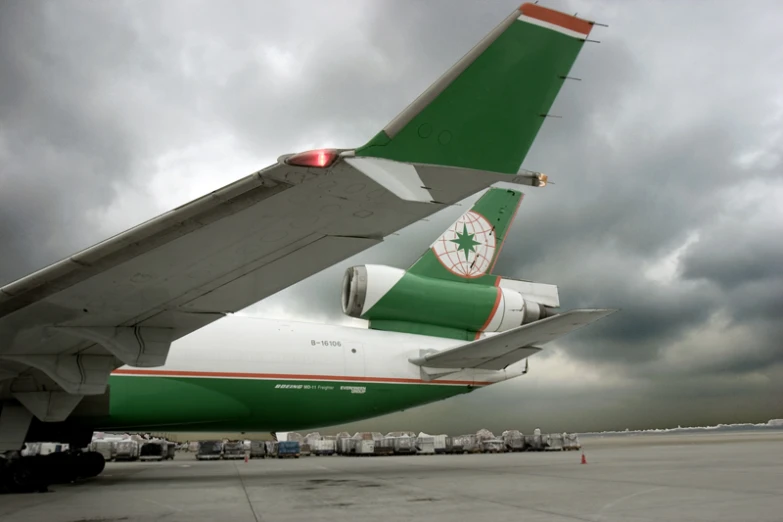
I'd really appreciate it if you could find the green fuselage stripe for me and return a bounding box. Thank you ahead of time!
[89,375,477,433]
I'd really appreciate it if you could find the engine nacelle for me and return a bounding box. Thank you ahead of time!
[341,265,554,334]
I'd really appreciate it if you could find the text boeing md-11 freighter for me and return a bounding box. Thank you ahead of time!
[0,4,613,490]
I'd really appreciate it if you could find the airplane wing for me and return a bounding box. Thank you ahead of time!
[0,3,598,424]
[409,309,616,371]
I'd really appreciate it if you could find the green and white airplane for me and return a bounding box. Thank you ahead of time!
[0,4,612,489]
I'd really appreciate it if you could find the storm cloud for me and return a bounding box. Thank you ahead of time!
[1,0,781,433]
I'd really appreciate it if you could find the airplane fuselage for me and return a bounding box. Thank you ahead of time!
[95,316,523,433]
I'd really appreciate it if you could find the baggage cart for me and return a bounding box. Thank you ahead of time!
[277,441,300,458]
[139,440,167,461]
[374,437,394,456]
[196,440,223,460]
[502,430,525,452]
[249,440,266,459]
[481,439,505,453]
[313,439,336,456]
[115,440,140,461]
[392,435,416,455]
[222,441,245,459]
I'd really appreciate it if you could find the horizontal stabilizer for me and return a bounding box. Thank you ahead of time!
[409,309,616,370]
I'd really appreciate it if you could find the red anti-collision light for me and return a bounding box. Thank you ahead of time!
[286,149,339,168]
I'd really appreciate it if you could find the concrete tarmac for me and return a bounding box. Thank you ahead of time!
[1,431,781,522]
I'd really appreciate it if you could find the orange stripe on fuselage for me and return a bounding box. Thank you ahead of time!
[519,3,593,36]
[475,278,502,340]
[111,368,493,386]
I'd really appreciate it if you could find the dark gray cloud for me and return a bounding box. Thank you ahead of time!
[1,0,781,432]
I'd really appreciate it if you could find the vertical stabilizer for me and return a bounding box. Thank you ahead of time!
[407,187,523,284]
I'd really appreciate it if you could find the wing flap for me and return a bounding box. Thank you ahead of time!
[409,309,616,370]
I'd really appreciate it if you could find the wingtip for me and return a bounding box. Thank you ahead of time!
[518,3,594,37]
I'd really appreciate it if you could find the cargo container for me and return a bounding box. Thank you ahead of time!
[264,440,278,458]
[336,437,354,455]
[40,443,69,455]
[386,431,416,438]
[222,441,245,459]
[115,440,140,461]
[374,437,394,456]
[432,434,448,454]
[476,429,496,443]
[481,439,505,453]
[21,443,42,457]
[140,440,167,461]
[563,433,581,451]
[392,435,416,455]
[313,439,336,456]
[523,434,544,452]
[502,430,525,452]
[250,441,266,459]
[300,443,312,457]
[277,441,300,458]
[416,434,436,455]
[355,439,375,455]
[452,434,479,453]
[304,432,322,447]
[90,440,116,461]
[196,440,224,460]
[543,433,563,451]
[418,432,447,454]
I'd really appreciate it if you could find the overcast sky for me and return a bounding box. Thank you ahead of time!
[1,0,781,434]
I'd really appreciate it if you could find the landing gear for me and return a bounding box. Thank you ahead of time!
[0,451,106,493]
[1,453,46,493]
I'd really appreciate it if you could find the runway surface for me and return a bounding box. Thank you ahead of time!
[1,430,781,522]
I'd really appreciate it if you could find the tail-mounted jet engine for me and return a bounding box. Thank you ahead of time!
[341,265,556,338]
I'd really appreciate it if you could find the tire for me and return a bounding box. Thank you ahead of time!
[77,451,106,478]
[6,459,38,492]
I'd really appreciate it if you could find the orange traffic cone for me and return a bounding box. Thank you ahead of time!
[581,452,587,464]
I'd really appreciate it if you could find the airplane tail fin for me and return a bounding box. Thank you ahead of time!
[406,186,523,284]
[341,182,615,341]
[355,3,595,175]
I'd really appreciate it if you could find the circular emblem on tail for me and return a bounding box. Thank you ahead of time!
[432,211,496,278]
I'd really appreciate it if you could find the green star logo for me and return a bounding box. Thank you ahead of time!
[450,224,481,260]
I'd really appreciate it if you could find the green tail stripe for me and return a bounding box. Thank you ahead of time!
[356,11,590,174]
[407,187,523,284]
